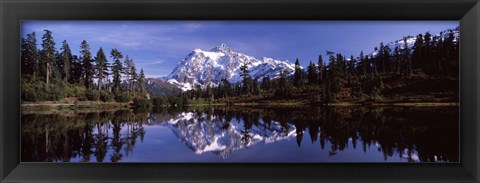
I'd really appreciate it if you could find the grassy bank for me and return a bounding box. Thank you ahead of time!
[21,100,131,112]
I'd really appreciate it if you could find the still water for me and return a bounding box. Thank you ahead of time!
[21,106,459,162]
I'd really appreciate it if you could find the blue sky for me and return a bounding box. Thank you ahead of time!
[21,21,458,78]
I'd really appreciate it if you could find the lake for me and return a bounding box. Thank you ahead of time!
[21,106,459,162]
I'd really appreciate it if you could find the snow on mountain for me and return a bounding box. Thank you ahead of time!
[162,43,296,91]
[369,27,459,58]
[160,112,297,158]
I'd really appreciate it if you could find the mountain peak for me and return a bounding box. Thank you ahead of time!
[164,44,296,91]
[210,43,232,53]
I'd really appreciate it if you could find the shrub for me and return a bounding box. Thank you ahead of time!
[85,89,100,101]
[152,96,168,108]
[115,92,132,103]
[100,91,112,102]
[132,98,152,109]
[48,84,68,101]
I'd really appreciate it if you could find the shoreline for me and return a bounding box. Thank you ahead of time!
[21,101,459,111]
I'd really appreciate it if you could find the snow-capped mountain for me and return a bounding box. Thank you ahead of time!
[369,27,459,57]
[163,44,296,91]
[156,112,297,158]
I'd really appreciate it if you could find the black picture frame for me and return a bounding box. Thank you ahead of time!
[1,0,479,182]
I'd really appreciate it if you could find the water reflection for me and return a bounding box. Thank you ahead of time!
[21,106,458,162]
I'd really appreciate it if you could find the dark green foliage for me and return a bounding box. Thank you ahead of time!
[40,30,56,88]
[293,58,303,88]
[114,92,131,103]
[69,55,84,84]
[100,91,112,102]
[307,61,317,85]
[59,40,72,81]
[132,98,152,109]
[110,49,124,92]
[239,63,252,95]
[151,96,169,108]
[21,32,39,77]
[317,55,324,84]
[168,95,184,107]
[95,47,108,91]
[138,69,146,92]
[85,89,100,101]
[80,40,94,89]
[21,29,146,104]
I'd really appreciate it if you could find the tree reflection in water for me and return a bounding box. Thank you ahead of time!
[21,106,458,162]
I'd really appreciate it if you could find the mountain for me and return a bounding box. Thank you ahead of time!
[144,78,182,96]
[162,43,296,91]
[369,27,459,57]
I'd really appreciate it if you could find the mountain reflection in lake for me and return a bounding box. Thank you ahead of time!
[21,106,458,162]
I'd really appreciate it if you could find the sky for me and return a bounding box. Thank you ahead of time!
[21,21,458,78]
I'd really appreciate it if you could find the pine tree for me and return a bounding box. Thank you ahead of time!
[138,69,145,92]
[261,76,271,92]
[348,55,356,84]
[59,40,72,82]
[412,34,424,73]
[317,55,324,84]
[21,32,39,77]
[80,40,94,89]
[402,37,412,78]
[94,47,108,91]
[307,61,317,85]
[195,85,203,99]
[252,79,260,95]
[70,55,84,84]
[293,58,303,88]
[110,49,123,92]
[277,69,289,97]
[124,55,135,92]
[393,46,401,74]
[41,30,56,88]
[240,63,251,94]
[130,65,138,95]
[360,51,366,77]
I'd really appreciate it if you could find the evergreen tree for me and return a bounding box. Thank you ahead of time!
[205,85,213,99]
[124,55,135,92]
[240,63,251,94]
[393,46,401,74]
[219,77,231,98]
[317,55,324,84]
[80,40,94,89]
[21,32,39,77]
[293,58,303,88]
[59,40,72,82]
[130,65,138,95]
[252,79,260,95]
[110,49,123,92]
[41,30,56,88]
[195,85,203,99]
[277,69,289,97]
[261,76,271,92]
[402,37,412,78]
[348,55,356,84]
[307,61,317,85]
[70,55,84,84]
[360,51,366,76]
[138,69,145,92]
[412,34,424,72]
[94,47,108,91]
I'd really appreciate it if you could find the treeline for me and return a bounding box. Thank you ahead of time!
[183,27,459,103]
[21,30,147,102]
